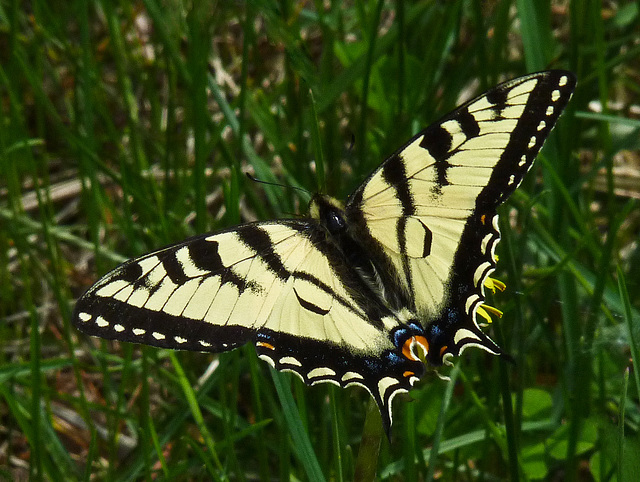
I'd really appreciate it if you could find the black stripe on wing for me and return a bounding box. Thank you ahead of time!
[478,71,576,208]
[424,71,576,361]
[74,294,255,352]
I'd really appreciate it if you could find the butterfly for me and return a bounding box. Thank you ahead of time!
[73,70,576,435]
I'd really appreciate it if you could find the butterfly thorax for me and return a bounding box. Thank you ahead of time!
[308,194,388,304]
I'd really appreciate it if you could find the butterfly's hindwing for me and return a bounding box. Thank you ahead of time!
[255,326,425,430]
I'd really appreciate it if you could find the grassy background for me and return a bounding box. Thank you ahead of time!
[1,0,640,480]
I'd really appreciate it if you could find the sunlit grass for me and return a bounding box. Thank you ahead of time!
[1,1,639,480]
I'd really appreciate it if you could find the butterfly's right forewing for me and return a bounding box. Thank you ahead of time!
[346,71,576,360]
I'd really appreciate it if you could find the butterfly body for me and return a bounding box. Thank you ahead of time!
[74,71,576,433]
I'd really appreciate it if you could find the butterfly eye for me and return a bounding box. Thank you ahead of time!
[325,210,346,233]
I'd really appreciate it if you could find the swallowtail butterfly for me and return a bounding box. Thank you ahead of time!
[74,70,576,434]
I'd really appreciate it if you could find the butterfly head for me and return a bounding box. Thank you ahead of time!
[309,194,347,234]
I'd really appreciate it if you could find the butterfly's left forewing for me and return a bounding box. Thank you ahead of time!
[74,220,423,432]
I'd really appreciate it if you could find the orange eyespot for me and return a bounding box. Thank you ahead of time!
[403,371,415,378]
[256,341,275,350]
[439,346,448,356]
[402,335,429,362]
[480,214,486,224]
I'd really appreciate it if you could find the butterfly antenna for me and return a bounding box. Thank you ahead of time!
[245,172,311,196]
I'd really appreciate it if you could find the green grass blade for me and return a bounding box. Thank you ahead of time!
[168,352,225,479]
[270,370,326,482]
[617,267,640,402]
